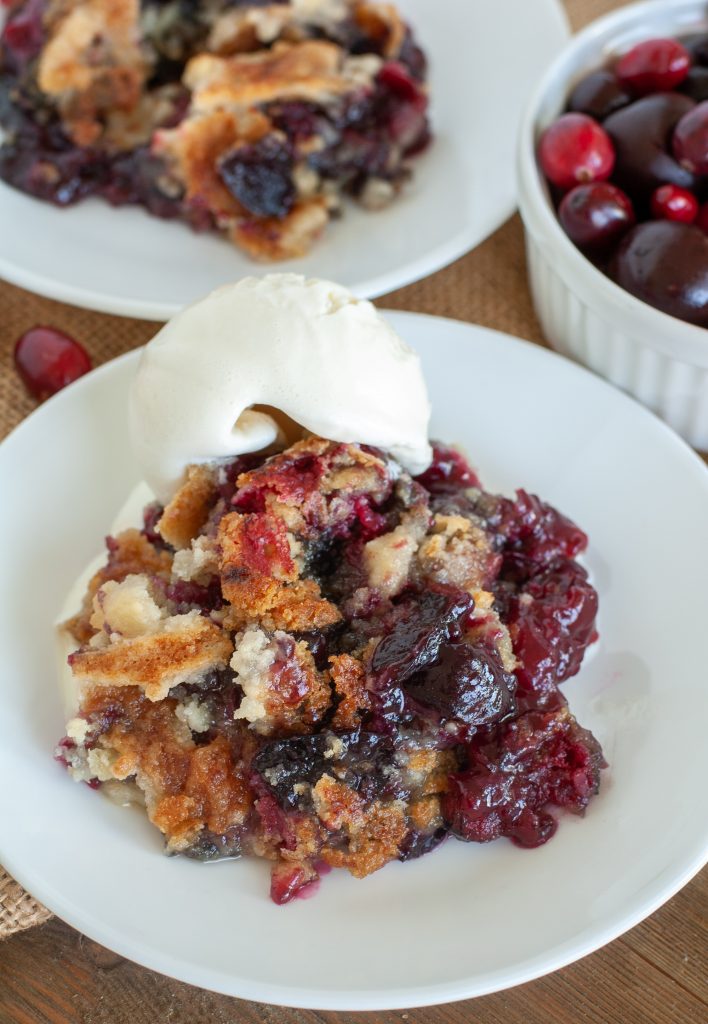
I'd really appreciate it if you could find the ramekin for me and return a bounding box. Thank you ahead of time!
[518,0,708,449]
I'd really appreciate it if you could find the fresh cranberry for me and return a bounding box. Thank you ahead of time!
[615,38,691,95]
[672,99,708,174]
[538,113,615,190]
[650,183,698,223]
[568,70,632,121]
[559,181,635,258]
[13,326,92,401]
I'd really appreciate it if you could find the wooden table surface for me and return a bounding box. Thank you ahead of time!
[1,0,707,1020]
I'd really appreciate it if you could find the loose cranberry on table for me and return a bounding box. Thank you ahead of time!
[13,325,92,401]
[538,113,615,190]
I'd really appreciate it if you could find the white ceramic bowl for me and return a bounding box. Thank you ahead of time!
[518,0,708,450]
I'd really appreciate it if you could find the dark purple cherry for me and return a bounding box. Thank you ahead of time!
[604,93,699,207]
[558,181,635,258]
[672,100,708,174]
[681,32,708,67]
[219,135,295,219]
[567,70,632,121]
[610,221,708,326]
[678,66,708,102]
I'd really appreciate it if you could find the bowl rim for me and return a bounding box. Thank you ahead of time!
[517,0,708,367]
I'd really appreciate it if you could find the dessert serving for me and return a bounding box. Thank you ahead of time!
[56,275,604,904]
[537,32,708,326]
[0,0,430,261]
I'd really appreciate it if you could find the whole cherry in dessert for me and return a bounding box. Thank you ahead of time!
[14,325,91,401]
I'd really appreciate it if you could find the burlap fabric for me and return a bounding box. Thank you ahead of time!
[0,0,621,940]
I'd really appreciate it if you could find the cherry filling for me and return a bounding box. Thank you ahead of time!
[63,437,602,904]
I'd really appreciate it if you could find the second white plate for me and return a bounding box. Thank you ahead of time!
[0,0,568,318]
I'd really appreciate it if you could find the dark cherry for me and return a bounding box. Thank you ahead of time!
[414,441,481,494]
[672,99,708,174]
[371,587,474,689]
[610,220,708,326]
[558,181,635,258]
[14,325,92,401]
[252,731,396,809]
[567,70,632,121]
[615,38,691,96]
[504,560,599,702]
[538,113,615,190]
[219,135,295,219]
[681,32,708,67]
[404,642,517,729]
[650,183,698,223]
[678,66,708,103]
[604,93,699,207]
[442,708,604,848]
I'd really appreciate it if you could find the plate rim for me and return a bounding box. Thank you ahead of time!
[1,311,707,1009]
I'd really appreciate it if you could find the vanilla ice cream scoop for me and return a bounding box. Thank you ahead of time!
[129,274,432,501]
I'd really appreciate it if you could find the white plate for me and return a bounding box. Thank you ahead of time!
[1,314,707,1009]
[0,0,568,319]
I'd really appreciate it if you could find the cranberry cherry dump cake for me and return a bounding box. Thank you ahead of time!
[57,276,604,904]
[0,0,430,260]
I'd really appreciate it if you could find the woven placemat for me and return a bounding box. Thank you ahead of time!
[0,0,620,940]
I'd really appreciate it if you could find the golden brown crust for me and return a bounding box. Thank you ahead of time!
[66,529,173,645]
[82,687,252,849]
[38,0,148,146]
[329,654,371,730]
[184,41,352,113]
[316,776,407,878]
[354,1,406,58]
[158,464,218,550]
[70,615,232,701]
[230,197,329,261]
[218,510,340,631]
[155,107,272,221]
